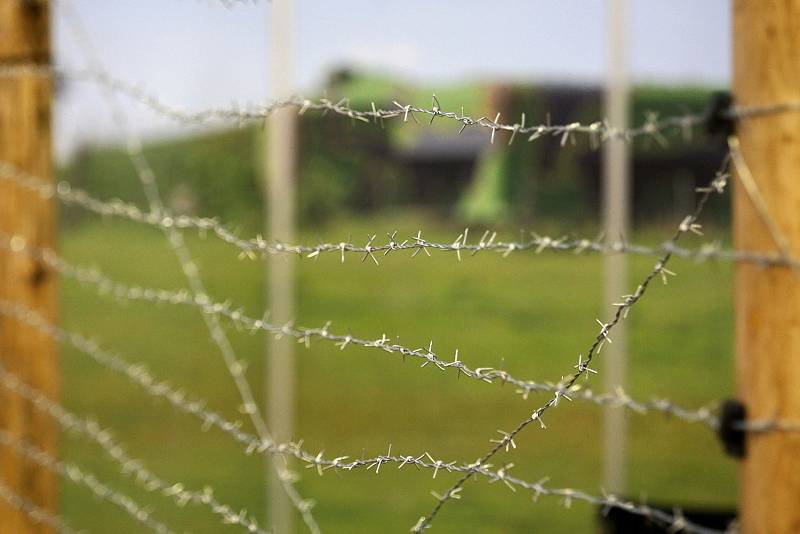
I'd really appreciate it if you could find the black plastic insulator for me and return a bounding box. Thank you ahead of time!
[717,399,746,459]
[705,91,736,138]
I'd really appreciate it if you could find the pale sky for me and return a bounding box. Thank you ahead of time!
[53,0,731,159]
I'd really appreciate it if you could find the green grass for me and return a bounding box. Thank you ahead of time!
[56,211,737,533]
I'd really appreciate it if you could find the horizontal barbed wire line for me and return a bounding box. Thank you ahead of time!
[20,64,800,150]
[42,66,703,146]
[412,155,734,532]
[6,231,799,436]
[0,355,717,534]
[0,430,176,534]
[57,5,320,531]
[3,63,800,146]
[0,233,725,430]
[0,362,267,534]
[2,158,799,272]
[0,480,83,534]
[0,297,735,533]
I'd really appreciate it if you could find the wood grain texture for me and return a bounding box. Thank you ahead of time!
[734,1,800,532]
[0,1,48,61]
[0,0,58,531]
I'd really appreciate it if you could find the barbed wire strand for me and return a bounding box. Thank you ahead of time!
[0,231,729,433]
[6,232,800,436]
[42,66,701,147]
[411,153,734,532]
[0,480,84,534]
[59,6,321,532]
[0,297,785,533]
[5,62,800,142]
[1,157,799,272]
[0,361,268,534]
[0,430,177,534]
[0,319,724,534]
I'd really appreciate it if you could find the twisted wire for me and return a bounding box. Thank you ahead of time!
[6,232,797,435]
[0,232,725,429]
[411,155,733,532]
[5,62,800,141]
[0,362,267,534]
[0,297,715,531]
[0,430,176,534]
[2,158,799,271]
[59,5,320,531]
[40,66,699,146]
[0,480,83,534]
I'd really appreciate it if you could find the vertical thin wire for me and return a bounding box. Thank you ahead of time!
[58,5,318,533]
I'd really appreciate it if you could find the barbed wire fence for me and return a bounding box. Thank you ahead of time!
[2,2,800,533]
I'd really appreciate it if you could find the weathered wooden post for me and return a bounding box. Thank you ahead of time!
[734,1,800,532]
[0,0,58,531]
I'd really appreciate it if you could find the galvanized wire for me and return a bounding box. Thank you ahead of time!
[412,155,734,532]
[0,296,765,534]
[0,362,267,534]
[0,430,177,534]
[59,4,320,530]
[5,231,799,439]
[0,231,722,426]
[3,62,800,141]
[39,66,700,146]
[2,158,799,271]
[0,480,83,534]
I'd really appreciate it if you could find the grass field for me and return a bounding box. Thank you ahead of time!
[55,211,737,533]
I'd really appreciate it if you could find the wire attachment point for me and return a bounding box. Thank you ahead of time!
[717,399,746,459]
[705,91,735,138]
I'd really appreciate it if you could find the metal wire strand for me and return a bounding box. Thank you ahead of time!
[0,430,177,534]
[0,362,267,534]
[32,66,699,147]
[0,480,83,534]
[2,158,800,272]
[4,62,800,139]
[411,154,734,532]
[5,232,800,437]
[58,5,320,531]
[0,232,722,423]
[0,299,749,533]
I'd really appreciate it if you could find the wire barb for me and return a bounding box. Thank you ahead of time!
[411,153,734,532]
[0,430,176,534]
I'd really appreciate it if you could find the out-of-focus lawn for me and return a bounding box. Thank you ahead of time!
[57,211,737,533]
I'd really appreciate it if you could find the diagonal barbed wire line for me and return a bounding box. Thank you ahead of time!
[0,430,177,534]
[0,298,288,462]
[58,6,320,532]
[3,158,800,271]
[0,232,728,432]
[5,235,797,437]
[0,300,764,532]
[411,154,734,532]
[0,480,84,534]
[0,318,726,534]
[0,362,267,534]
[0,346,722,534]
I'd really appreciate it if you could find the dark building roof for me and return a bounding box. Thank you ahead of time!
[395,128,489,161]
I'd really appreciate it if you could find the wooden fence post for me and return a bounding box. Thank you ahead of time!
[0,0,58,531]
[734,1,800,532]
